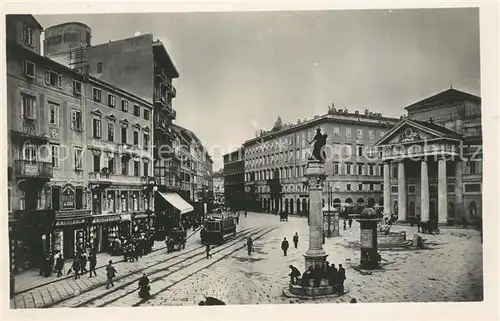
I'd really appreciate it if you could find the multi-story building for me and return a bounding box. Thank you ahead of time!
[172,124,214,215]
[212,170,224,205]
[376,88,482,225]
[243,111,399,215]
[83,77,155,254]
[223,148,245,210]
[6,15,156,272]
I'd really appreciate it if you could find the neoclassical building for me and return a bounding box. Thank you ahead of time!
[376,88,482,225]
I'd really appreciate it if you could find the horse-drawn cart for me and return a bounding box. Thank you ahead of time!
[165,228,187,253]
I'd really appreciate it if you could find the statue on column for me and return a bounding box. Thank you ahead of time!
[309,127,328,163]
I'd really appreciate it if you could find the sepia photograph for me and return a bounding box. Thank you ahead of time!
[1,3,496,316]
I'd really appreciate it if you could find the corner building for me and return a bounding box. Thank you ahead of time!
[243,109,399,215]
[376,88,483,225]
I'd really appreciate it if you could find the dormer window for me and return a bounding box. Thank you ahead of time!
[22,24,35,47]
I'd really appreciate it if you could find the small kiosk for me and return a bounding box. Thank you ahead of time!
[356,207,380,269]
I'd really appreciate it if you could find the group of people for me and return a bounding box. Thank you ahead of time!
[289,262,347,295]
[280,232,300,256]
[110,233,154,261]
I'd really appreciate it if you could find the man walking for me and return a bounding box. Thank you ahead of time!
[55,254,64,277]
[281,237,289,256]
[246,237,254,255]
[292,232,299,249]
[205,243,212,259]
[105,260,117,289]
[338,264,346,295]
[88,252,97,277]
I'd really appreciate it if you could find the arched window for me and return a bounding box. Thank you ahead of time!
[345,198,353,204]
[357,198,364,205]
[22,140,37,164]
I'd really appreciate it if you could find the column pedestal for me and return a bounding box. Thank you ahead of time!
[304,160,328,270]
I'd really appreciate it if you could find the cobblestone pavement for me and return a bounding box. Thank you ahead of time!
[10,213,483,308]
[10,228,202,309]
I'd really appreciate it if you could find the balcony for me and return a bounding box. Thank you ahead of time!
[89,172,112,188]
[167,83,177,98]
[154,88,167,106]
[14,160,53,179]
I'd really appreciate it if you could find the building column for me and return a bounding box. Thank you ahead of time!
[454,160,464,223]
[438,157,448,224]
[420,160,430,222]
[383,161,391,217]
[397,161,407,222]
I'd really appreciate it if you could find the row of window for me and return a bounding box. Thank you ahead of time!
[91,190,152,214]
[22,141,151,177]
[255,183,383,194]
[23,59,151,120]
[390,183,481,194]
[245,129,386,156]
[245,163,383,182]
[245,144,380,169]
[91,87,150,120]
[91,113,150,148]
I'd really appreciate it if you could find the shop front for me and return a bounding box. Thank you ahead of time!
[131,212,152,235]
[91,214,122,253]
[120,213,133,238]
[11,209,55,273]
[53,214,92,259]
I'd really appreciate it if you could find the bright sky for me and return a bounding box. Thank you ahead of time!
[36,8,480,171]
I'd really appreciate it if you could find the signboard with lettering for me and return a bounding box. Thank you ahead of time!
[62,183,76,210]
[93,215,121,224]
[360,229,373,249]
[55,218,85,226]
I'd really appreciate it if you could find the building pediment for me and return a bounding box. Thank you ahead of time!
[375,119,462,146]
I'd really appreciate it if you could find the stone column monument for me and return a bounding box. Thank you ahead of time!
[303,160,328,270]
[302,128,330,270]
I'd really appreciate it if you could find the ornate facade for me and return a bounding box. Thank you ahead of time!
[376,88,482,224]
[243,110,399,215]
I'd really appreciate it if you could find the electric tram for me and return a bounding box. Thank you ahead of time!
[200,213,237,245]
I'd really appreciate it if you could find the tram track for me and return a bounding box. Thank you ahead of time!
[48,227,262,308]
[113,226,277,308]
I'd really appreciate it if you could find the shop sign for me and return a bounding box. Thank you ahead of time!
[121,214,132,221]
[94,215,121,224]
[360,229,373,249]
[134,213,149,219]
[62,183,76,210]
[55,218,85,226]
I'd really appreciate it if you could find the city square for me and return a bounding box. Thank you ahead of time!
[10,213,482,308]
[3,6,491,314]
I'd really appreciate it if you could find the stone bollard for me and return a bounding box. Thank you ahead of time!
[412,234,424,248]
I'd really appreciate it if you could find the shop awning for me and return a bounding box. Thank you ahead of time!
[157,192,194,214]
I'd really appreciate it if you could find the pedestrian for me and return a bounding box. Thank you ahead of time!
[55,254,64,277]
[288,265,301,285]
[205,243,212,259]
[44,254,52,277]
[244,211,247,218]
[292,232,299,249]
[246,237,254,255]
[88,253,97,277]
[281,237,289,256]
[105,260,117,289]
[462,216,469,229]
[338,264,346,295]
[350,298,357,303]
[348,218,353,228]
[71,257,81,280]
[343,219,347,230]
[52,251,60,273]
[80,253,88,274]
